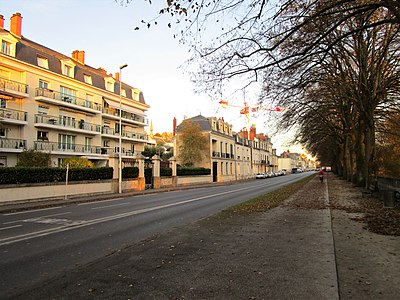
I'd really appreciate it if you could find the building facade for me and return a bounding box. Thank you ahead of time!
[0,13,149,176]
[175,115,278,182]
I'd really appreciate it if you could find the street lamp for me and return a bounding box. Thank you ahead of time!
[119,63,128,194]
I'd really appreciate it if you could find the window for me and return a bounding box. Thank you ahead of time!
[0,98,6,108]
[60,86,76,103]
[84,137,92,152]
[37,131,48,141]
[37,56,49,69]
[121,89,126,97]
[1,41,11,55]
[103,140,110,147]
[85,94,93,108]
[38,105,48,115]
[115,122,122,134]
[106,80,114,92]
[63,65,72,77]
[60,115,76,128]
[58,134,75,151]
[0,156,6,167]
[84,74,92,85]
[0,128,6,137]
[39,79,48,89]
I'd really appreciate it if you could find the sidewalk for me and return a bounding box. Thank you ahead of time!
[9,174,400,299]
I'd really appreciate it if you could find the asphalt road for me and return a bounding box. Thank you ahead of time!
[0,173,311,298]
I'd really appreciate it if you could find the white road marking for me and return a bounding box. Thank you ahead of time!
[0,225,22,231]
[3,206,62,216]
[3,212,72,225]
[91,202,130,210]
[77,198,124,206]
[0,184,256,246]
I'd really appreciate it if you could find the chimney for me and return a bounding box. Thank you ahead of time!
[77,50,85,64]
[0,15,4,29]
[72,50,79,60]
[173,117,177,136]
[72,50,85,64]
[10,12,22,37]
[98,67,107,75]
[250,126,256,141]
[115,72,120,81]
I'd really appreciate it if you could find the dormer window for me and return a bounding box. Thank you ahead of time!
[60,59,75,78]
[1,41,11,55]
[84,74,92,85]
[63,65,72,77]
[105,78,115,92]
[37,56,49,69]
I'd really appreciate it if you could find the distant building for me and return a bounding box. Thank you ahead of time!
[0,13,149,176]
[174,115,278,182]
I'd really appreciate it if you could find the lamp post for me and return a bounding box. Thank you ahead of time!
[118,63,128,194]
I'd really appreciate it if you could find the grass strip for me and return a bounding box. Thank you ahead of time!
[223,175,315,214]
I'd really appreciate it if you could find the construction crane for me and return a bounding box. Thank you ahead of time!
[219,100,283,136]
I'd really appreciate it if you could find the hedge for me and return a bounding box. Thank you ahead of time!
[122,167,139,179]
[177,167,211,176]
[161,167,172,177]
[0,167,113,185]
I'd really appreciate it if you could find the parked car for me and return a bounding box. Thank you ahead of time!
[266,171,275,178]
[256,173,265,179]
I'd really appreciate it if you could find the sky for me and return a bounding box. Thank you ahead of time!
[1,0,304,155]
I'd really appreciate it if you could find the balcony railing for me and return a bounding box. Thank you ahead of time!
[0,77,28,94]
[212,151,234,159]
[102,107,148,125]
[35,114,102,133]
[121,130,147,140]
[101,127,147,141]
[0,138,27,150]
[0,107,27,122]
[101,148,141,156]
[35,88,102,112]
[212,151,221,157]
[34,141,102,154]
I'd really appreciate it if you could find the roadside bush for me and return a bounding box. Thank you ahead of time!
[177,167,211,176]
[161,167,172,177]
[122,167,139,179]
[16,150,50,167]
[0,167,113,184]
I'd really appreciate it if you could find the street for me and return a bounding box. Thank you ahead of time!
[0,173,310,298]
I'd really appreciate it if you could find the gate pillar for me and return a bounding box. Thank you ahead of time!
[152,155,161,189]
[134,153,146,191]
[168,156,177,187]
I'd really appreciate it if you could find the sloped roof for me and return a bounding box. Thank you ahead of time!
[1,28,147,105]
[176,115,212,133]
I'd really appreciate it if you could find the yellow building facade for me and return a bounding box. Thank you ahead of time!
[0,13,149,175]
[175,115,278,182]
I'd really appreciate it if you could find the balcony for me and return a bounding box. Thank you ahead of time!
[34,141,102,156]
[34,114,102,135]
[0,138,27,152]
[0,77,29,98]
[0,108,28,125]
[101,127,147,142]
[101,148,141,157]
[35,88,102,114]
[102,106,148,126]
[212,151,234,159]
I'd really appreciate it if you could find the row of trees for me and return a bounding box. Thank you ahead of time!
[130,0,400,186]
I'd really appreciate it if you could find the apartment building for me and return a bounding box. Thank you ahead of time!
[0,13,149,174]
[175,115,277,182]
